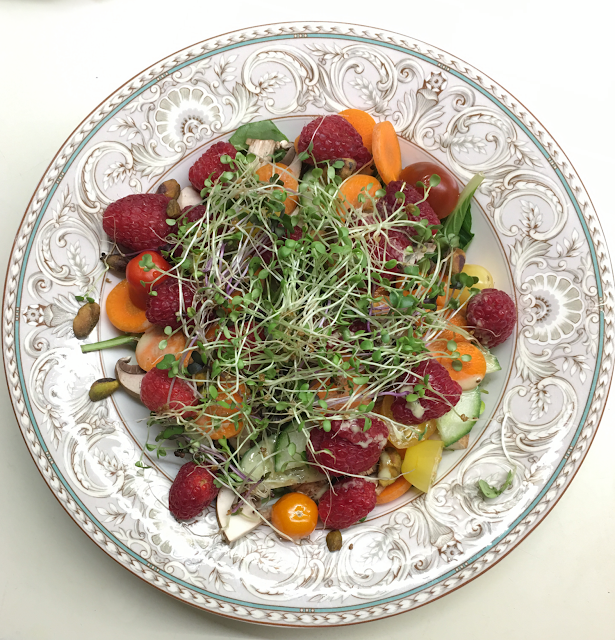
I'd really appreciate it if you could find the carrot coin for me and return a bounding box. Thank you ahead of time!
[310,376,370,410]
[428,339,487,391]
[193,375,247,440]
[135,325,191,372]
[256,162,298,215]
[337,175,382,219]
[376,476,412,505]
[339,109,376,153]
[372,121,401,184]
[105,280,152,334]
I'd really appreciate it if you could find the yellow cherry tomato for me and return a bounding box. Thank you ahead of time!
[458,264,494,303]
[401,439,444,493]
[271,492,318,539]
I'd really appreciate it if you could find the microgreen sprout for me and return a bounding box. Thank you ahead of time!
[129,151,476,501]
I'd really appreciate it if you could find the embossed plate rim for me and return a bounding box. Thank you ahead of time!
[3,21,613,626]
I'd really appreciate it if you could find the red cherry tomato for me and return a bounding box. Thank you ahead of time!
[125,251,171,309]
[399,161,460,220]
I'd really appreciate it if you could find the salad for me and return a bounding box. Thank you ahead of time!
[76,110,517,547]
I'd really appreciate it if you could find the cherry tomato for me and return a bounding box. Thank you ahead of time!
[399,161,460,220]
[125,251,171,309]
[271,492,318,540]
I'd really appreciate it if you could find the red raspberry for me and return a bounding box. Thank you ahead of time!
[376,181,440,234]
[318,478,377,529]
[369,227,414,266]
[140,367,197,417]
[308,417,388,477]
[102,194,175,252]
[169,462,218,520]
[182,204,208,223]
[146,278,196,330]
[466,288,517,348]
[188,141,237,192]
[297,115,372,168]
[391,358,462,425]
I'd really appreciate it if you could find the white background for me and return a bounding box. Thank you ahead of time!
[1,1,614,638]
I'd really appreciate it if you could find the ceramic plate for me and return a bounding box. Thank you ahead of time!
[4,22,612,626]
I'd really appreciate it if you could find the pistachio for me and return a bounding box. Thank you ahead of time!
[102,252,129,274]
[166,198,181,219]
[89,378,120,402]
[326,529,343,552]
[337,158,357,180]
[156,178,181,200]
[378,448,402,487]
[451,248,466,274]
[73,302,100,339]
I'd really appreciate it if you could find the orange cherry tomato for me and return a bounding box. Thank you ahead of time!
[271,492,318,540]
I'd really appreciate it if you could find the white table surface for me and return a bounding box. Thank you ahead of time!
[1,1,614,638]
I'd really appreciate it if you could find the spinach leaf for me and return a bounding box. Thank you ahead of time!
[442,173,484,248]
[459,209,474,250]
[229,120,289,149]
[478,469,514,499]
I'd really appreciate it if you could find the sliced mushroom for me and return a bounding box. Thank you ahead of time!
[115,356,146,400]
[177,186,202,210]
[286,151,302,180]
[246,138,292,163]
[216,487,262,543]
[280,145,296,166]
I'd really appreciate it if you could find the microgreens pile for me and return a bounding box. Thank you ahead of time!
[141,149,478,493]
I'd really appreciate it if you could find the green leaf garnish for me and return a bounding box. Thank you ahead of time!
[478,469,515,499]
[229,120,289,148]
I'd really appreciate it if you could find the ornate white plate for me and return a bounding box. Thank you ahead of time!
[4,22,612,626]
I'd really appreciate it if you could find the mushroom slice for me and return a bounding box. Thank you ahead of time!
[216,487,262,543]
[115,356,146,400]
[177,186,202,210]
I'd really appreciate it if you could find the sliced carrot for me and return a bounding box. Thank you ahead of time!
[256,162,298,215]
[339,109,376,153]
[434,298,469,343]
[294,135,300,154]
[376,476,412,505]
[194,414,243,440]
[337,175,382,218]
[106,280,152,334]
[193,377,247,440]
[310,377,370,410]
[372,121,401,184]
[135,325,192,372]
[428,339,487,390]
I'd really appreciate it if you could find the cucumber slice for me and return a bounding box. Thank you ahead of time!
[239,436,275,481]
[483,350,501,374]
[436,387,482,447]
[274,423,308,472]
[299,169,317,208]
[264,464,326,489]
